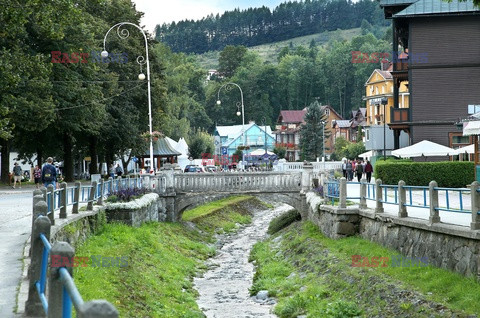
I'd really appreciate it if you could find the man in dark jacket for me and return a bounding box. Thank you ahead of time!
[42,157,57,188]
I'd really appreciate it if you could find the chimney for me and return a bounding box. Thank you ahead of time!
[381,59,390,71]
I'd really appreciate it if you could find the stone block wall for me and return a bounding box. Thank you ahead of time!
[304,192,480,278]
[105,193,163,226]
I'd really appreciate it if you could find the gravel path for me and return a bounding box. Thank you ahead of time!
[194,203,292,318]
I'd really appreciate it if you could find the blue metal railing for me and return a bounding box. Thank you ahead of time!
[434,187,471,214]
[36,233,86,317]
[36,233,51,313]
[379,184,399,205]
[325,181,340,205]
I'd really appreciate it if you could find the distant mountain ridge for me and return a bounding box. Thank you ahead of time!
[154,0,388,54]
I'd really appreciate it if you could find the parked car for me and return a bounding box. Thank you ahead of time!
[184,165,205,173]
[205,165,217,173]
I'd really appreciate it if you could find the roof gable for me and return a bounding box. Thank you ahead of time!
[278,110,307,124]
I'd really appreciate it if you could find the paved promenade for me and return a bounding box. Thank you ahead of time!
[0,186,35,318]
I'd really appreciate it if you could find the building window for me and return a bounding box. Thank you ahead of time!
[452,135,470,145]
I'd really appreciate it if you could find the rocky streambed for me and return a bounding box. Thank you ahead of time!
[194,203,292,318]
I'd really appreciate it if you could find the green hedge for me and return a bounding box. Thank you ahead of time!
[374,161,474,188]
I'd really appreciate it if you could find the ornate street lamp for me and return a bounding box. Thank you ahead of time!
[381,97,389,161]
[321,120,326,171]
[102,22,154,173]
[216,82,245,166]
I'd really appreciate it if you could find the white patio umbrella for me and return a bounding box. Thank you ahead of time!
[249,149,275,156]
[454,144,474,155]
[391,140,456,158]
[358,150,373,158]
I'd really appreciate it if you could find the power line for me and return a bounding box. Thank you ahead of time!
[54,82,147,111]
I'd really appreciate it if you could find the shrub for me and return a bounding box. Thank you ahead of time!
[313,185,324,197]
[375,161,474,187]
[106,187,151,203]
[267,209,301,235]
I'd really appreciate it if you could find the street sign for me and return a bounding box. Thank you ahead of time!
[222,148,227,155]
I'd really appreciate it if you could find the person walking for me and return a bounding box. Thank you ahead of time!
[356,159,364,182]
[346,160,353,181]
[115,164,123,177]
[342,159,347,178]
[365,160,373,183]
[12,163,23,189]
[109,164,115,179]
[33,164,42,188]
[42,157,57,189]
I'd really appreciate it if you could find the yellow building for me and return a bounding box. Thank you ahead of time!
[364,65,409,126]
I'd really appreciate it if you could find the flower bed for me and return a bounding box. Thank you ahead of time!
[105,193,161,227]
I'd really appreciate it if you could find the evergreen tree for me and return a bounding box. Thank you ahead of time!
[299,101,330,161]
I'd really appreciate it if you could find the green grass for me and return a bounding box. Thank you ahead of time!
[194,27,367,69]
[74,195,263,317]
[250,221,480,317]
[182,195,252,221]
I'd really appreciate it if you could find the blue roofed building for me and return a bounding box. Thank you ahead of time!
[214,123,275,160]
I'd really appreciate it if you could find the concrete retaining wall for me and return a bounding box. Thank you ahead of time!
[305,192,480,278]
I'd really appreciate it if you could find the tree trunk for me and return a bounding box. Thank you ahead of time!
[36,147,43,167]
[89,136,98,174]
[63,133,74,182]
[0,138,10,184]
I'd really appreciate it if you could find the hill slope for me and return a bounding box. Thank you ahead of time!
[194,27,365,70]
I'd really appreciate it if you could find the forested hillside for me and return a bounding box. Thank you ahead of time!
[154,0,388,54]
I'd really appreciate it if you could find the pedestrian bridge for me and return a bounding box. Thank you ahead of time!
[147,171,312,221]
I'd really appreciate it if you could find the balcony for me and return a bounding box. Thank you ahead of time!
[389,108,410,130]
[391,57,408,81]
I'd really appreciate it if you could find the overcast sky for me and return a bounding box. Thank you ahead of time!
[132,0,288,33]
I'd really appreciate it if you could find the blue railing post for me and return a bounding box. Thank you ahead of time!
[26,214,51,316]
[398,180,408,218]
[47,184,55,225]
[470,181,480,230]
[73,182,81,214]
[87,181,97,211]
[429,181,440,224]
[339,177,347,208]
[359,178,367,209]
[48,242,75,318]
[60,182,68,218]
[375,179,384,214]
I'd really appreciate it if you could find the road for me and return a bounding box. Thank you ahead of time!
[0,187,34,318]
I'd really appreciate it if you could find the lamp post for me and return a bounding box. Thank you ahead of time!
[381,97,389,161]
[216,82,245,167]
[262,117,268,155]
[102,22,154,173]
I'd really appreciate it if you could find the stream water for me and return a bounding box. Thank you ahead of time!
[194,203,292,318]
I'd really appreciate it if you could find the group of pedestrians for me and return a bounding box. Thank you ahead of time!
[341,158,373,183]
[11,157,61,189]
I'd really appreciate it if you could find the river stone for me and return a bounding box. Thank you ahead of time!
[256,290,269,300]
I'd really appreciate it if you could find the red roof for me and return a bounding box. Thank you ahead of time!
[278,110,307,124]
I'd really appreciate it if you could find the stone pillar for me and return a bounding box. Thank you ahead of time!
[47,184,55,225]
[398,180,407,217]
[339,177,347,209]
[320,172,326,187]
[165,170,175,193]
[59,182,68,218]
[26,215,51,316]
[87,181,97,211]
[301,161,313,193]
[78,300,119,318]
[429,180,440,224]
[97,179,105,206]
[72,182,81,214]
[375,179,384,214]
[471,181,480,230]
[32,190,45,230]
[359,178,367,209]
[48,242,74,318]
[108,177,113,195]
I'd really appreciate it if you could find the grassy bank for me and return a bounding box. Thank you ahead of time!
[250,221,480,317]
[74,195,262,317]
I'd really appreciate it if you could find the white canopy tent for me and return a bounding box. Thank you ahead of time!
[391,140,456,158]
[463,121,480,136]
[249,149,275,156]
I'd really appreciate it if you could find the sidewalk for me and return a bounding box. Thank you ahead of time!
[0,185,37,317]
[345,182,472,227]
